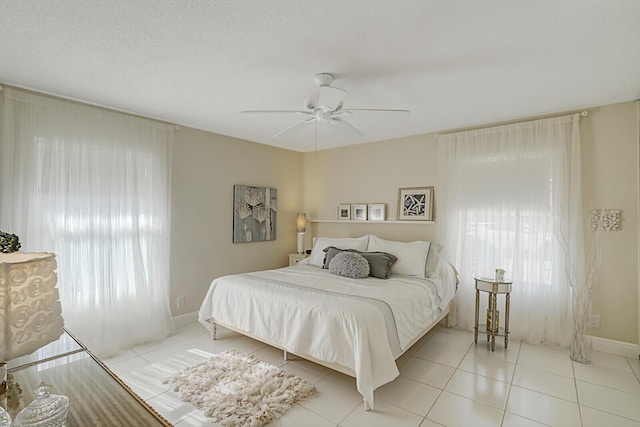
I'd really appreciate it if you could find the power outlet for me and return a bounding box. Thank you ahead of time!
[590,314,600,328]
[177,296,185,308]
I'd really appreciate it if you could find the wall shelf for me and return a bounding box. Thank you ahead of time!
[311,219,435,225]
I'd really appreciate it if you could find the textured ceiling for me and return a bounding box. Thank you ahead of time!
[1,1,639,152]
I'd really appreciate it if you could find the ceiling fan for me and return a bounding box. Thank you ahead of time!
[241,73,410,140]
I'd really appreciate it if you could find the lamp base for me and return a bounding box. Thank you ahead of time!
[297,233,305,254]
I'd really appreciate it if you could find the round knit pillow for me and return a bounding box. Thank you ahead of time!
[328,252,370,279]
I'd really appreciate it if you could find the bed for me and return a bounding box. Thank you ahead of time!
[198,234,458,410]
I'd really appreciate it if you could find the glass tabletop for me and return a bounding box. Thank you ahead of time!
[3,329,170,426]
[7,330,84,371]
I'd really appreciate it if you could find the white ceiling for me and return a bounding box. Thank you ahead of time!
[1,1,639,152]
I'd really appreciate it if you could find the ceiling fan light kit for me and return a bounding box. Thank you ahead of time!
[241,73,410,142]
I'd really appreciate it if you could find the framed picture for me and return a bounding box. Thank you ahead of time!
[367,203,386,221]
[337,204,351,220]
[233,185,277,243]
[398,186,434,221]
[352,204,367,221]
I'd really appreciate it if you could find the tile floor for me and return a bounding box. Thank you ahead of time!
[102,322,640,426]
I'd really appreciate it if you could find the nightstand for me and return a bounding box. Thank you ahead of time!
[288,253,307,266]
[474,277,513,351]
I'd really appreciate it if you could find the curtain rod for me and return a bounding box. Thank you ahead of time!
[436,110,588,137]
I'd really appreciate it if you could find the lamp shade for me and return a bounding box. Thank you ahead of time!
[296,213,306,233]
[0,253,64,361]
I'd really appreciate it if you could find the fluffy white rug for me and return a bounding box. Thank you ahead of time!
[165,350,315,427]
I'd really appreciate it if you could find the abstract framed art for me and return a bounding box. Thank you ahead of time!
[397,186,434,221]
[233,185,277,243]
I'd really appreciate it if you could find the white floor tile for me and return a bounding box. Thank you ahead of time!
[399,357,455,389]
[138,341,191,363]
[512,364,577,402]
[574,352,640,395]
[101,347,139,366]
[414,342,468,368]
[109,354,154,379]
[419,419,446,427]
[298,377,362,423]
[581,405,640,427]
[577,380,640,422]
[518,343,574,378]
[506,385,581,427]
[501,412,548,427]
[340,399,424,427]
[427,330,474,352]
[468,340,521,363]
[458,351,516,383]
[426,391,503,427]
[281,361,326,384]
[264,404,336,427]
[171,322,210,339]
[376,375,441,416]
[146,390,200,425]
[444,370,510,410]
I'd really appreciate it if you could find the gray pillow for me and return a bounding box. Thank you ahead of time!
[360,251,398,279]
[323,246,358,269]
[328,252,370,279]
[324,246,397,279]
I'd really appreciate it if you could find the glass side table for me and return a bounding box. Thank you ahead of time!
[474,277,513,351]
[2,329,171,426]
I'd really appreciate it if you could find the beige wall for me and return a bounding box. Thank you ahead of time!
[302,135,440,246]
[302,101,639,344]
[170,127,302,316]
[581,101,638,343]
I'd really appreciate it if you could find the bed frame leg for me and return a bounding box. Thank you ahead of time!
[363,398,372,411]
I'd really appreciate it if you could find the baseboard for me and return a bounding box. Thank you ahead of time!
[592,336,640,358]
[173,311,198,328]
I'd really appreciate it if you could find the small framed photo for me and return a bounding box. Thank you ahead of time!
[337,204,351,220]
[398,186,434,221]
[367,203,386,221]
[352,204,367,221]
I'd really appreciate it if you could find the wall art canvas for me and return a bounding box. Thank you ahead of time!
[398,186,434,221]
[233,185,277,243]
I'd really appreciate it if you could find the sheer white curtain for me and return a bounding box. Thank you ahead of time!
[1,88,174,356]
[437,115,586,350]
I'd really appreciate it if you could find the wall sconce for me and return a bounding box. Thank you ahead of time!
[590,209,621,231]
[296,213,306,254]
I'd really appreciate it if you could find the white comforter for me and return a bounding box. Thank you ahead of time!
[198,262,456,408]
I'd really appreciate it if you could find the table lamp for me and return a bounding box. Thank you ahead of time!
[296,213,306,254]
[0,252,64,394]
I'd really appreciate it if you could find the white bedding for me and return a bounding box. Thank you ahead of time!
[198,262,456,408]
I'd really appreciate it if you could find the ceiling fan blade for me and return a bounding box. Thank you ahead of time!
[331,117,364,138]
[317,86,346,111]
[340,108,411,117]
[272,117,315,138]
[241,110,313,115]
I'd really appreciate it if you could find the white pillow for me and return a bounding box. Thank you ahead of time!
[425,243,444,276]
[308,235,370,267]
[367,235,430,277]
